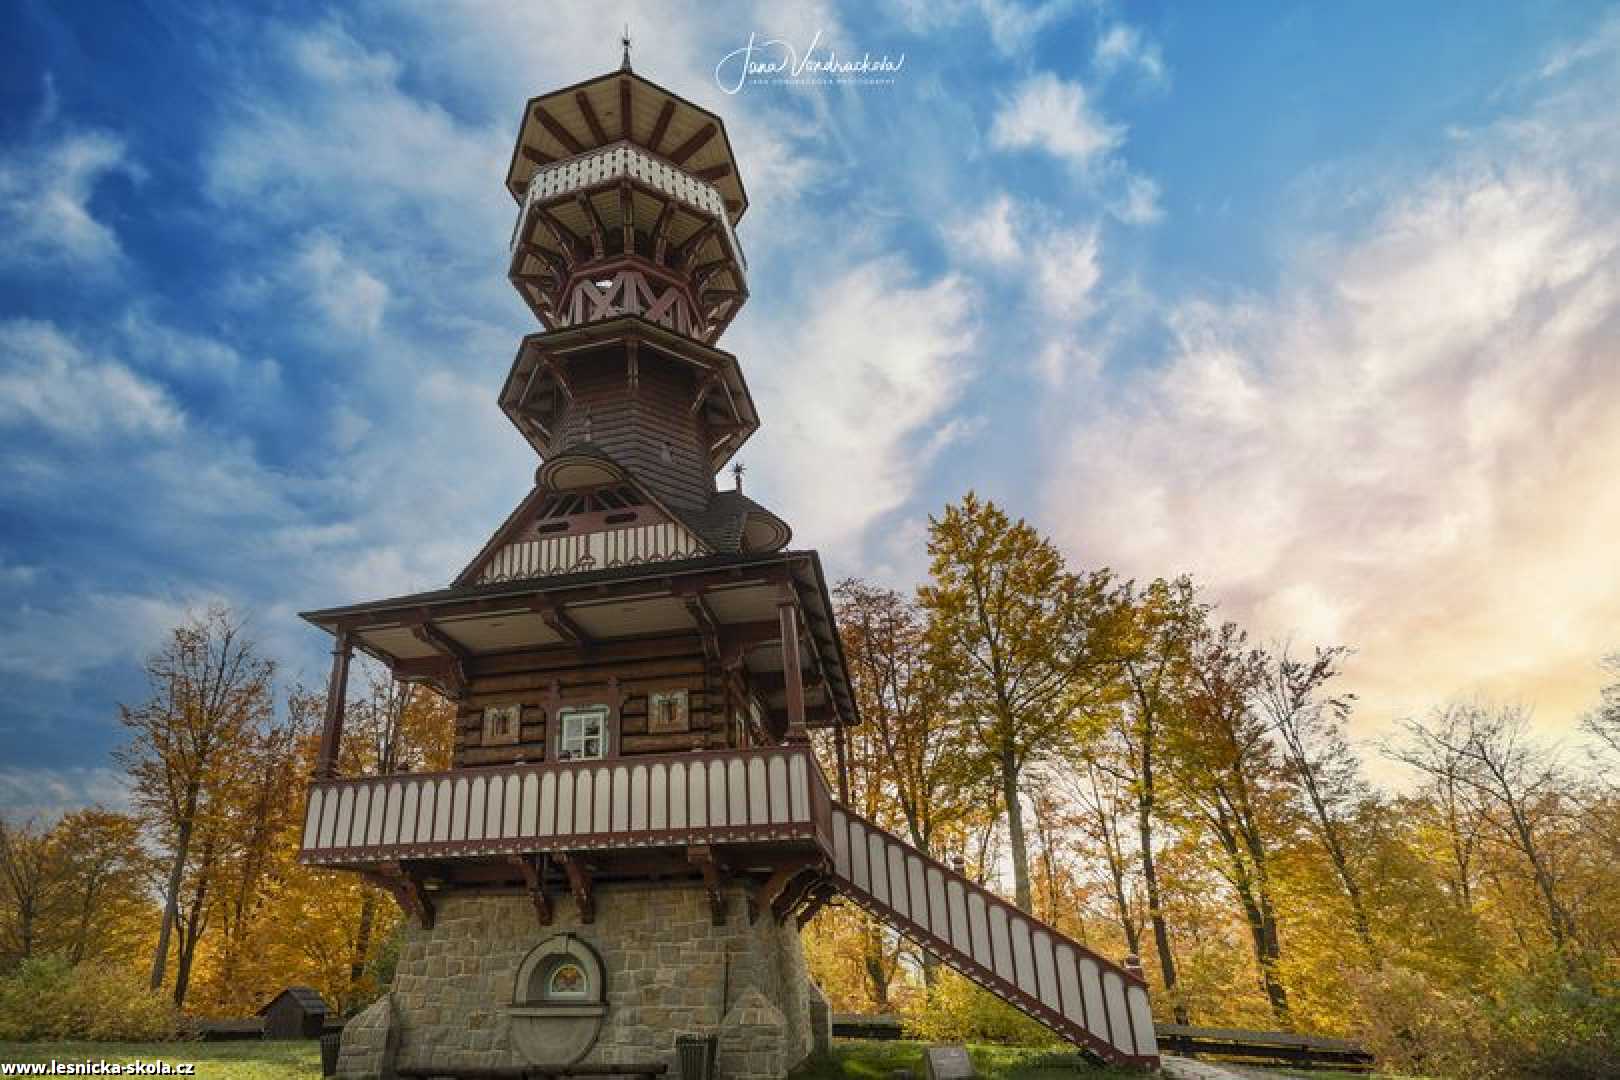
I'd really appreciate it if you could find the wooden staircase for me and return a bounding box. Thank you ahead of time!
[824,805,1160,1069]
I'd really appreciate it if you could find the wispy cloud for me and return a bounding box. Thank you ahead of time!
[0,320,183,440]
[0,125,140,270]
[1094,23,1167,86]
[990,73,1123,168]
[1043,59,1620,739]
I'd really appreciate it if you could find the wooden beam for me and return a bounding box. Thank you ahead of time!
[779,599,808,743]
[618,181,634,255]
[534,208,583,259]
[574,91,607,144]
[750,858,820,924]
[619,78,633,140]
[676,220,717,265]
[315,630,352,778]
[518,144,555,167]
[649,200,678,264]
[510,854,553,928]
[527,595,592,647]
[408,619,468,698]
[693,162,732,183]
[576,192,606,258]
[680,588,722,665]
[367,862,434,929]
[668,123,717,165]
[558,854,594,924]
[646,99,675,153]
[532,104,584,155]
[794,885,835,926]
[688,845,727,926]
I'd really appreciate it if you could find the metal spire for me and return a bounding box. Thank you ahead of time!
[731,461,745,493]
[620,25,632,72]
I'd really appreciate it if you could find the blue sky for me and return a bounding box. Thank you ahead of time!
[3,1,1618,813]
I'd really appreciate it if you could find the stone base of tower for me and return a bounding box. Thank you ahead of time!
[336,883,814,1080]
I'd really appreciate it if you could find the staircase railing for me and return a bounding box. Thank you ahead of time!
[825,805,1159,1069]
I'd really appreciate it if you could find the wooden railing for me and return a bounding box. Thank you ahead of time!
[300,746,831,866]
[826,806,1159,1069]
[510,140,747,276]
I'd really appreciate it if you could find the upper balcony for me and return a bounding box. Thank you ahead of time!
[508,141,749,344]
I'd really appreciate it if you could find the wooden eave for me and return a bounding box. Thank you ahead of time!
[300,551,858,730]
[504,70,749,223]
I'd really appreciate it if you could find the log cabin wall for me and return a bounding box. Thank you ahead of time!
[555,349,714,513]
[451,634,757,768]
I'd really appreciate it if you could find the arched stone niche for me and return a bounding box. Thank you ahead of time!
[507,934,608,1067]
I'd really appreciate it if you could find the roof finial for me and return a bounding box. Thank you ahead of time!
[620,25,632,72]
[731,461,745,493]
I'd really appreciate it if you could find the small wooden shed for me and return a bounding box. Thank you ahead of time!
[258,986,330,1039]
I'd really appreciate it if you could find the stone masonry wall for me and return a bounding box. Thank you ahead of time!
[370,882,810,1079]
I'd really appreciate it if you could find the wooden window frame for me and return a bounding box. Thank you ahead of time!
[646,688,691,734]
[482,703,523,747]
[555,703,613,762]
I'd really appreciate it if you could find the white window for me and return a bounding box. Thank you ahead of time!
[557,705,609,761]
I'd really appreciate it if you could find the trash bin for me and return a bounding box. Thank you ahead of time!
[675,1033,717,1080]
[319,1032,342,1077]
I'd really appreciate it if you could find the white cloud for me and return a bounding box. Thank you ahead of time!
[0,320,182,440]
[737,257,979,553]
[0,591,197,683]
[292,232,391,337]
[0,767,132,820]
[883,0,1073,56]
[1110,173,1163,225]
[0,126,140,269]
[1094,24,1167,85]
[946,194,1104,321]
[1044,100,1620,741]
[990,73,1123,168]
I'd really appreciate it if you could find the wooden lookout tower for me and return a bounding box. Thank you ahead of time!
[301,53,1158,1079]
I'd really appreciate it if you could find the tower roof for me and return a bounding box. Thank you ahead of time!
[505,69,749,223]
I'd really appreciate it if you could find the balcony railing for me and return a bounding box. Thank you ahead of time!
[299,745,831,866]
[510,140,747,277]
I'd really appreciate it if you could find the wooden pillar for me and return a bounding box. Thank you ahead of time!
[315,629,353,779]
[778,600,807,743]
[833,715,850,803]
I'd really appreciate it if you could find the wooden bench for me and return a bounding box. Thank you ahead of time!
[398,1065,666,1079]
[1154,1024,1374,1071]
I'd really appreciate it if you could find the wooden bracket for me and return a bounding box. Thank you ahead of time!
[528,595,592,649]
[750,858,822,925]
[794,885,835,927]
[368,861,435,930]
[688,845,727,926]
[510,854,553,928]
[557,854,595,924]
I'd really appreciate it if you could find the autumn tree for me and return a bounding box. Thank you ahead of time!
[116,605,275,1003]
[919,494,1115,912]
[1392,703,1580,956]
[1093,576,1202,1022]
[1171,621,1291,1021]
[1260,645,1375,953]
[0,818,55,968]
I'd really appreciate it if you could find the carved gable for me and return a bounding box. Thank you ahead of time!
[463,482,709,586]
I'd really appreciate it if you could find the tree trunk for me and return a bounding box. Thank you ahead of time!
[149,794,197,991]
[1000,744,1033,912]
[351,890,378,988]
[1138,809,1185,1024]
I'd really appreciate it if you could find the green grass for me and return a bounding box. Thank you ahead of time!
[791,1038,1137,1079]
[0,1042,320,1080]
